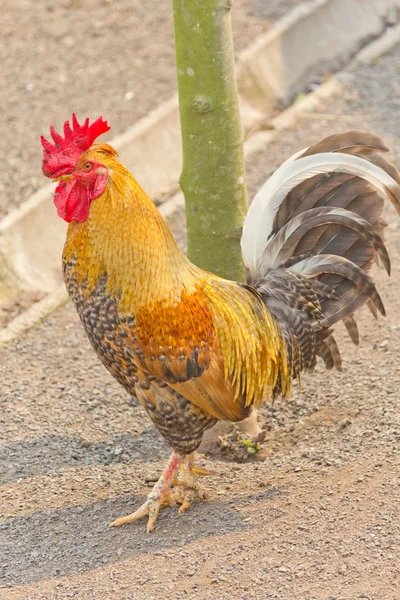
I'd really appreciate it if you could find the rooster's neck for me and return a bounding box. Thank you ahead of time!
[64,164,198,313]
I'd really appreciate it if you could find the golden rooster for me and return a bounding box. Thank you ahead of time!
[41,114,400,532]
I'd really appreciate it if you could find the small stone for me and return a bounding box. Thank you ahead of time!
[338,418,352,431]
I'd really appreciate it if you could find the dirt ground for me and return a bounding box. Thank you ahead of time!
[0,0,303,219]
[1,28,400,600]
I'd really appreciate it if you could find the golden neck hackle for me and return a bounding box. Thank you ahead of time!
[64,144,198,312]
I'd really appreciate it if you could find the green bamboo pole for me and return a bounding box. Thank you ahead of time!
[172,0,247,282]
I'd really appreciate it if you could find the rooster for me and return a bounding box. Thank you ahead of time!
[41,114,400,532]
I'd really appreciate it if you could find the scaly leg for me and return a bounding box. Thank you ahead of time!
[109,452,214,532]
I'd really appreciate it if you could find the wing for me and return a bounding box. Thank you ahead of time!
[123,278,290,421]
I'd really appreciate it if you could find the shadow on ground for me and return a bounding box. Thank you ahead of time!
[0,431,170,485]
[0,489,277,587]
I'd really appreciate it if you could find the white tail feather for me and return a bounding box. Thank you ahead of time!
[241,147,307,272]
[241,151,399,276]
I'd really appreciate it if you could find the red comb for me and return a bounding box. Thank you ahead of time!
[41,113,111,177]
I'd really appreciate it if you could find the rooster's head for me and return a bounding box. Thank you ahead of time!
[41,114,111,223]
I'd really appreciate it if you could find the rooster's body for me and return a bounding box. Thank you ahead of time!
[41,116,400,531]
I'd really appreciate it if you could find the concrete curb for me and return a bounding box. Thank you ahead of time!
[349,18,400,65]
[0,284,69,347]
[236,0,400,115]
[1,0,399,297]
[3,21,400,349]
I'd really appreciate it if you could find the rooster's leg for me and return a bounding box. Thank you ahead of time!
[109,452,211,532]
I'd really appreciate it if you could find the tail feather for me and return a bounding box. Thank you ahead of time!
[276,173,356,229]
[366,299,379,319]
[314,190,384,253]
[289,254,386,318]
[242,131,400,385]
[324,334,342,371]
[259,206,390,275]
[242,152,400,275]
[343,315,359,345]
[301,131,389,156]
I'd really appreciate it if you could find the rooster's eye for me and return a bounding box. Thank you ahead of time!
[83,162,92,171]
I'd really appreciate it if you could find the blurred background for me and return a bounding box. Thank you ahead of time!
[0,0,302,219]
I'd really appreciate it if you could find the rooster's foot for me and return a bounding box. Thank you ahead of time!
[109,452,213,532]
[172,454,213,513]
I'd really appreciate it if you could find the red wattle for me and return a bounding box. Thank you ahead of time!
[54,174,107,223]
[54,179,90,223]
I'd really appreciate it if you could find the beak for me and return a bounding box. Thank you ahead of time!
[52,174,73,183]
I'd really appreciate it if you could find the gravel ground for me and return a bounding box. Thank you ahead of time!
[1,41,400,600]
[0,0,303,220]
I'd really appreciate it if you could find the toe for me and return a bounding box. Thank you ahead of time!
[147,501,162,532]
[178,489,195,514]
[109,502,150,528]
[197,488,208,501]
[192,466,217,477]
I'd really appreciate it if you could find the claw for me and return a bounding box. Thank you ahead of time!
[108,452,213,532]
[109,490,183,533]
[192,466,217,477]
[109,501,155,531]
